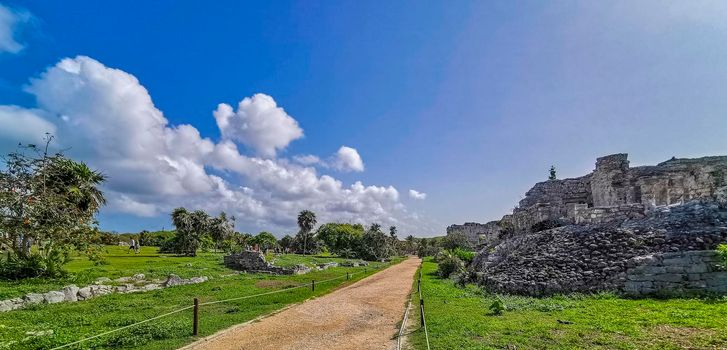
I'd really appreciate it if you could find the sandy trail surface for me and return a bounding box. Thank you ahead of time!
[182,257,421,350]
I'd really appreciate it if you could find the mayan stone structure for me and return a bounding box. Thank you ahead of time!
[500,153,727,234]
[467,153,727,297]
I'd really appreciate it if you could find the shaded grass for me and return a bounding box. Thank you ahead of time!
[409,259,727,350]
[0,247,400,350]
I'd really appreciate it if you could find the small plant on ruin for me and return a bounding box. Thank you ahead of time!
[489,297,506,316]
[549,165,557,180]
[717,244,727,270]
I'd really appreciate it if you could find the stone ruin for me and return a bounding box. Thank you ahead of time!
[224,250,312,275]
[461,153,727,296]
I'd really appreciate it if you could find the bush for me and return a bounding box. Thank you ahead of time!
[489,297,506,315]
[451,248,475,264]
[436,253,464,278]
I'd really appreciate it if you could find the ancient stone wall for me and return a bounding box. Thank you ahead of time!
[471,200,727,296]
[502,154,727,233]
[224,250,310,275]
[572,203,646,225]
[623,251,727,296]
[446,221,501,246]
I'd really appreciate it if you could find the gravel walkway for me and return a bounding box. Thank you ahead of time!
[182,257,420,350]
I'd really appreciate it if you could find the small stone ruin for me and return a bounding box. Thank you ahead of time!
[224,250,311,275]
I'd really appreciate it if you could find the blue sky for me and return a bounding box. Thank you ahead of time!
[1,1,727,236]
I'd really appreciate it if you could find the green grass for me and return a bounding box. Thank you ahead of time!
[409,259,727,350]
[0,246,234,300]
[0,247,400,350]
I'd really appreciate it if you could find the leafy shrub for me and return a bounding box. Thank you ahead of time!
[436,253,464,278]
[489,297,506,315]
[451,248,475,264]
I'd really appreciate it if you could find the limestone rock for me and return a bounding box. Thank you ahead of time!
[62,285,79,302]
[77,287,92,300]
[24,293,44,305]
[43,291,65,304]
[163,274,183,287]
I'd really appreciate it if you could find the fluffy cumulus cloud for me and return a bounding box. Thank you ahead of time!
[0,55,428,235]
[214,94,303,158]
[293,146,364,172]
[0,4,30,54]
[409,189,427,200]
[333,146,364,172]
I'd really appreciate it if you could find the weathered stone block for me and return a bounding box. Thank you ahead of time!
[43,291,65,304]
[62,285,79,302]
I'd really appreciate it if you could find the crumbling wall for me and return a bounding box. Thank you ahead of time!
[573,203,646,225]
[471,200,727,296]
[504,154,727,233]
[446,221,502,246]
[224,251,309,275]
[624,251,727,296]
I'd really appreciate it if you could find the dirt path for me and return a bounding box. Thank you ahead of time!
[182,257,421,350]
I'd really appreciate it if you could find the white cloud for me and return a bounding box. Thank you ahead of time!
[293,154,322,166]
[0,106,56,152]
[0,55,430,235]
[214,94,303,158]
[409,189,427,200]
[332,146,364,172]
[0,4,30,54]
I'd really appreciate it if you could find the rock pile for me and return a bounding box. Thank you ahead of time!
[471,199,727,296]
[0,273,209,312]
[224,250,312,275]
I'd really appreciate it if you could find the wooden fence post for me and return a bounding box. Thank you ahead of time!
[346,272,350,280]
[193,298,199,336]
[420,298,425,327]
[312,280,315,292]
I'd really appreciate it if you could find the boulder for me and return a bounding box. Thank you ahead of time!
[24,293,44,305]
[90,285,113,296]
[188,276,208,284]
[62,285,79,302]
[133,273,146,281]
[163,274,183,287]
[77,287,92,300]
[115,277,133,283]
[43,291,65,304]
[0,300,13,312]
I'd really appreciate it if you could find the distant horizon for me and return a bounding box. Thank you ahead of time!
[2,1,727,237]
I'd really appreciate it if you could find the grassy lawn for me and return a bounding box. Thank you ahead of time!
[408,259,727,350]
[0,247,399,350]
[0,246,234,300]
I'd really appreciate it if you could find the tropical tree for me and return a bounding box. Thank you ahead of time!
[251,231,278,251]
[278,234,294,252]
[208,212,234,252]
[317,223,364,257]
[405,235,416,254]
[0,139,106,278]
[167,208,211,256]
[359,223,393,261]
[296,210,317,255]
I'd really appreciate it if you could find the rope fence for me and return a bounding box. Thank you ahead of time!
[48,266,375,350]
[396,261,431,350]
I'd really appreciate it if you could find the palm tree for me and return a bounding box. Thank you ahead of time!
[297,210,317,255]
